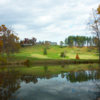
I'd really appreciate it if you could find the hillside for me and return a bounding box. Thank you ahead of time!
[12,45,98,61]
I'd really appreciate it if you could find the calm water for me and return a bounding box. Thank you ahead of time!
[0,65,100,100]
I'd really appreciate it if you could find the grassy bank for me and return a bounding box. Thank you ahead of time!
[0,59,99,66]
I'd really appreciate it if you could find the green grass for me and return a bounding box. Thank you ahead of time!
[10,45,98,61]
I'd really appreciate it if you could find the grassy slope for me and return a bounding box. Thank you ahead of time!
[11,45,98,61]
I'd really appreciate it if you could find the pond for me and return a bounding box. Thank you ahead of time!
[0,64,100,100]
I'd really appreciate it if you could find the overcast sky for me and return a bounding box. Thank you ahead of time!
[0,0,100,43]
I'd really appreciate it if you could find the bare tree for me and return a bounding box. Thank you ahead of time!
[89,5,100,61]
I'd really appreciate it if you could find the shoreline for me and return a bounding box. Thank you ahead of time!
[0,59,100,66]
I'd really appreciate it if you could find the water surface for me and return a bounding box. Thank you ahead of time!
[0,64,100,100]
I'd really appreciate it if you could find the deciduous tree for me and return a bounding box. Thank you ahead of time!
[0,24,20,57]
[89,5,100,60]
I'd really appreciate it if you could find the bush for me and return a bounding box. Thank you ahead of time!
[87,49,92,52]
[76,54,80,59]
[43,48,47,55]
[60,52,66,58]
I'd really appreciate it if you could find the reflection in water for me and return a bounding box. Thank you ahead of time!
[21,75,38,84]
[66,71,100,82]
[44,66,48,73]
[0,65,100,100]
[0,69,20,100]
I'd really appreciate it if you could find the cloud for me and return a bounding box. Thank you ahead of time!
[13,76,99,100]
[0,0,100,43]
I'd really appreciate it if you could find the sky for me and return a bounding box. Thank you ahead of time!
[0,0,100,43]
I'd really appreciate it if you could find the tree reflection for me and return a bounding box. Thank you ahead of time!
[0,69,20,100]
[0,66,100,100]
[66,71,100,83]
[93,69,100,100]
[21,75,38,84]
[44,66,48,73]
[61,72,65,78]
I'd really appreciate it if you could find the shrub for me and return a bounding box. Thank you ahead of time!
[76,54,80,59]
[60,52,66,58]
[87,49,92,52]
[43,48,47,55]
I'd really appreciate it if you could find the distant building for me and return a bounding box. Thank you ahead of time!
[36,41,45,45]
[21,43,33,46]
[45,41,57,46]
[50,42,57,45]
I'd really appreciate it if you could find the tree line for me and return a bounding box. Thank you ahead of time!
[64,36,98,47]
